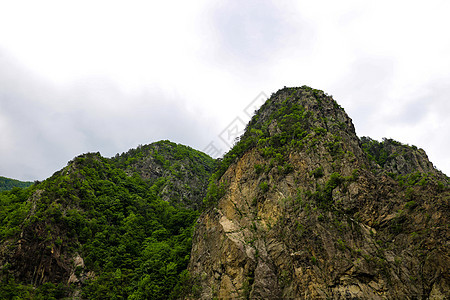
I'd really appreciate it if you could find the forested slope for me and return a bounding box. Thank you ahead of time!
[0,176,33,192]
[0,141,214,299]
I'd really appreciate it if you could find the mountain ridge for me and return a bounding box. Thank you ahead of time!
[0,86,448,299]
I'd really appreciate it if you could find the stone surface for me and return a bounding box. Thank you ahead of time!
[188,86,449,299]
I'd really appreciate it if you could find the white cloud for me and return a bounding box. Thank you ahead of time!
[0,0,449,179]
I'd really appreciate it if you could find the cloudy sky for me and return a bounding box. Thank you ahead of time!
[1,0,449,181]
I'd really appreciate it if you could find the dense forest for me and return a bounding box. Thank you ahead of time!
[0,176,33,192]
[0,141,215,299]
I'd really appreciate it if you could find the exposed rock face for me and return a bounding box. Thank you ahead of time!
[188,86,449,299]
[9,208,71,285]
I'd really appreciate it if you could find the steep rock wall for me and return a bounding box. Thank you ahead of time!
[188,87,449,299]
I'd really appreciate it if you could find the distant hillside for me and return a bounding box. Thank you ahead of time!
[0,176,33,191]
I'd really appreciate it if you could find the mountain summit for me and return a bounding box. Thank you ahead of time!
[188,86,449,299]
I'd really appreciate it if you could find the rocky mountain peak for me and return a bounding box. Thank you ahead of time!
[189,86,449,299]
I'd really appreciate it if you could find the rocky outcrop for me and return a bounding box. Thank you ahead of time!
[361,136,448,180]
[111,140,215,209]
[188,86,449,299]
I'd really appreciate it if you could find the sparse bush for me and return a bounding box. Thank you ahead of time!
[404,200,417,210]
[254,164,264,175]
[259,182,269,193]
[311,166,324,178]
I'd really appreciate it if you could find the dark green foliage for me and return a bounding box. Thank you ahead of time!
[203,177,227,207]
[387,171,448,190]
[311,166,324,178]
[0,142,210,299]
[360,137,393,167]
[259,181,269,193]
[111,140,216,209]
[281,162,294,175]
[360,137,418,168]
[360,137,450,188]
[0,176,33,191]
[325,135,344,157]
[0,187,33,238]
[404,200,417,210]
[0,277,66,300]
[437,181,446,192]
[304,172,351,209]
[322,172,345,201]
[71,155,199,299]
[396,172,430,187]
[254,164,264,175]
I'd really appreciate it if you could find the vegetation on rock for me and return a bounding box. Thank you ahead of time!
[0,141,214,299]
[189,86,449,299]
[1,86,448,299]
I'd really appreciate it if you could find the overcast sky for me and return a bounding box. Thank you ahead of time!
[1,0,449,181]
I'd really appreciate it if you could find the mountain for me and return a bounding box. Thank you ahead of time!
[0,141,215,299]
[0,176,34,192]
[188,86,449,299]
[1,86,448,299]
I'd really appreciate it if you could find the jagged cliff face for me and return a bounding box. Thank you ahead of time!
[188,87,449,299]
